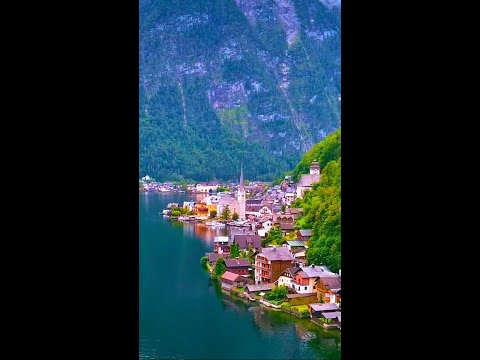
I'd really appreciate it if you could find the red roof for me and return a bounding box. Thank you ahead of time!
[221,271,240,282]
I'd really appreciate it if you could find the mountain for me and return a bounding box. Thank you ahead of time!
[291,128,341,272]
[139,0,341,181]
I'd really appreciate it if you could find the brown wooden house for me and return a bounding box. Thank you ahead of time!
[221,271,254,290]
[296,229,313,242]
[254,247,294,284]
[316,275,341,305]
[225,258,250,275]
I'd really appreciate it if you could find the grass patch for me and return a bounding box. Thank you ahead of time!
[291,304,309,312]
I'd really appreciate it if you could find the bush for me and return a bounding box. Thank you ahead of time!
[210,211,217,218]
[171,210,181,217]
[281,302,291,309]
[232,212,239,221]
[200,256,208,267]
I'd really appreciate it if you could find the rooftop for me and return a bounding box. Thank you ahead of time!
[260,247,294,261]
[309,303,339,312]
[245,283,275,292]
[221,271,240,282]
[298,229,313,236]
[225,258,250,267]
[286,240,307,247]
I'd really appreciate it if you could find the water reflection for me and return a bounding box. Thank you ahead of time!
[180,221,231,244]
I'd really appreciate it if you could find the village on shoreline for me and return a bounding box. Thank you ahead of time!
[140,161,341,330]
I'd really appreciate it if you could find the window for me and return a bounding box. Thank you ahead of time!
[304,287,307,290]
[313,285,316,289]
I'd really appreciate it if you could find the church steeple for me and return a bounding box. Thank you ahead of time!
[239,163,244,192]
[237,163,246,220]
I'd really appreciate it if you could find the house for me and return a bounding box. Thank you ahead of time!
[254,247,294,284]
[297,229,313,242]
[233,234,262,252]
[284,192,295,205]
[217,196,240,218]
[308,303,340,318]
[273,214,295,225]
[286,208,303,217]
[214,236,230,254]
[292,264,336,294]
[207,252,229,267]
[244,283,274,294]
[280,222,295,236]
[194,203,209,218]
[196,182,220,193]
[245,204,263,218]
[275,267,301,290]
[257,217,273,231]
[295,161,321,198]
[225,258,251,275]
[221,271,254,290]
[182,201,195,212]
[286,240,307,254]
[316,275,341,305]
[258,205,273,217]
[319,311,341,328]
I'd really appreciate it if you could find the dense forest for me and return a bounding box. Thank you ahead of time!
[139,0,341,181]
[291,128,341,272]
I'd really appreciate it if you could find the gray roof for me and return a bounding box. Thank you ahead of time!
[309,303,339,312]
[280,223,295,230]
[218,197,239,206]
[318,275,341,290]
[299,265,335,278]
[245,283,274,292]
[225,258,250,267]
[260,247,294,261]
[233,234,262,249]
[207,253,229,262]
[298,229,313,236]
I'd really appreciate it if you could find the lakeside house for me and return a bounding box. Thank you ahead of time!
[214,236,230,254]
[292,264,335,294]
[221,271,254,290]
[316,275,341,305]
[308,303,341,329]
[196,182,220,193]
[254,247,294,284]
[224,258,250,276]
[244,283,274,295]
[206,252,229,267]
[232,234,262,252]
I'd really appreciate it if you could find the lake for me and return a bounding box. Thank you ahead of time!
[140,192,341,359]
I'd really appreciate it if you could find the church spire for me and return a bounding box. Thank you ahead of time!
[239,163,244,191]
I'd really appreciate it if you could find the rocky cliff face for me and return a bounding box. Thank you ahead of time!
[139,0,340,181]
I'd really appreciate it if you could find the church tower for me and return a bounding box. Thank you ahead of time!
[237,164,246,219]
[310,160,320,175]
